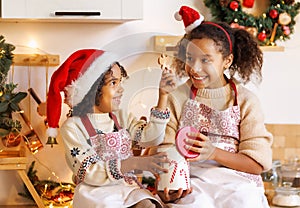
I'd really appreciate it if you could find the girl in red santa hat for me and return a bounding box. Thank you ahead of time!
[153,5,273,208]
[46,49,177,208]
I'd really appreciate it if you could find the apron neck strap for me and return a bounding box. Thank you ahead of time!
[80,113,122,137]
[228,79,238,106]
[190,79,238,106]
[109,112,122,131]
[80,115,97,137]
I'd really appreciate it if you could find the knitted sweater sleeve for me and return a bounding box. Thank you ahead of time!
[237,86,273,171]
[164,84,190,144]
[119,108,170,148]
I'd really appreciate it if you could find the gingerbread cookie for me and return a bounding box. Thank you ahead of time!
[158,53,173,71]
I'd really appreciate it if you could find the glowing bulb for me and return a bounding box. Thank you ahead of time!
[28,40,38,49]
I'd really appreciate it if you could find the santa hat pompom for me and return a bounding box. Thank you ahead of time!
[174,11,182,21]
[46,49,116,141]
[175,5,205,33]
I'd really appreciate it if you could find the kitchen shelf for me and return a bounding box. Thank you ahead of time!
[12,54,60,66]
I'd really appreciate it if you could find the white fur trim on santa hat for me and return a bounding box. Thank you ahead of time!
[185,15,204,33]
[64,52,117,107]
[47,127,58,138]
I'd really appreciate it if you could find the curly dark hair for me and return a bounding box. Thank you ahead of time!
[71,62,128,117]
[174,21,263,84]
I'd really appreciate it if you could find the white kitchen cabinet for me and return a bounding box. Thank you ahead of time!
[0,0,143,23]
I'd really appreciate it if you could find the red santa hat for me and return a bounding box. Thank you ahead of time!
[46,49,116,138]
[174,5,204,33]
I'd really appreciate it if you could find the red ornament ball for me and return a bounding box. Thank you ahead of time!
[269,9,278,19]
[257,32,267,41]
[229,1,239,10]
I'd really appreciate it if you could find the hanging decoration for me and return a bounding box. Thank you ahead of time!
[19,161,75,207]
[204,0,300,46]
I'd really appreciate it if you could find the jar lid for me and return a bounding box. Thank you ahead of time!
[280,163,300,177]
[176,126,200,159]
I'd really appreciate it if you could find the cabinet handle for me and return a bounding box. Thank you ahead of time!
[53,11,101,16]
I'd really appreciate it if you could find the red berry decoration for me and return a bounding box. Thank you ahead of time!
[257,32,267,42]
[243,0,255,8]
[269,9,278,19]
[229,1,239,10]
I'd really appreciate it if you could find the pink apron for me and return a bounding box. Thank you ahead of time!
[80,113,142,187]
[72,113,164,208]
[81,113,132,161]
[178,80,263,187]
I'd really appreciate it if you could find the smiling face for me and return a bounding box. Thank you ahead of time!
[185,38,233,89]
[95,64,124,113]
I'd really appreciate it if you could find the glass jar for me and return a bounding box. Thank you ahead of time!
[272,186,300,207]
[261,160,281,203]
[280,162,300,188]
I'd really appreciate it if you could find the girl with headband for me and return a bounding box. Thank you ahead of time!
[154,6,273,208]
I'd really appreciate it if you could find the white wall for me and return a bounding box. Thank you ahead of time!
[0,0,299,205]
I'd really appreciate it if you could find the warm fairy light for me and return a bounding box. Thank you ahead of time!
[44,183,48,193]
[28,40,38,49]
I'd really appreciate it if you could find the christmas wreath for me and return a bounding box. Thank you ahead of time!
[204,0,300,46]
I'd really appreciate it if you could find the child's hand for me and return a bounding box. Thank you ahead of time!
[185,132,216,162]
[159,69,177,95]
[158,54,177,95]
[134,152,169,176]
[156,187,193,203]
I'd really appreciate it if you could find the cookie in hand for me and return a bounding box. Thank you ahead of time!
[158,54,174,71]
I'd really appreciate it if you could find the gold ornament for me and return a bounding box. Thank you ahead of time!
[278,12,292,25]
[246,27,258,38]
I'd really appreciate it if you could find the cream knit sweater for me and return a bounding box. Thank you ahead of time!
[60,109,169,186]
[164,79,273,171]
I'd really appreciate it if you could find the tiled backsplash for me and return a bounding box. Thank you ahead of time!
[266,124,300,163]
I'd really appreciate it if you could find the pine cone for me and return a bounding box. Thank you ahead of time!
[219,0,231,7]
[284,0,295,5]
